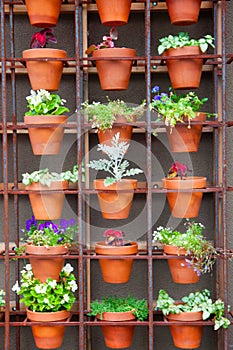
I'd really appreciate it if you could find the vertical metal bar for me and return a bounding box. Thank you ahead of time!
[75,1,85,349]
[145,1,153,350]
[1,0,10,349]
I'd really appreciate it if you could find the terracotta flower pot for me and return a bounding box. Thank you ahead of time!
[162,176,206,218]
[25,0,62,27]
[163,245,199,284]
[26,309,70,349]
[96,0,132,26]
[95,241,138,283]
[163,46,203,89]
[97,311,136,349]
[166,311,203,349]
[92,48,136,91]
[166,0,202,25]
[165,112,206,153]
[94,179,137,219]
[26,244,68,282]
[22,48,67,91]
[24,115,67,155]
[97,116,134,147]
[25,181,69,220]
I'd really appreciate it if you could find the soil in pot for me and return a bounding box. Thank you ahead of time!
[166,311,203,349]
[162,176,206,218]
[94,179,137,219]
[95,241,138,283]
[165,112,206,152]
[24,115,67,155]
[93,48,136,90]
[97,311,136,349]
[164,245,199,284]
[27,309,69,349]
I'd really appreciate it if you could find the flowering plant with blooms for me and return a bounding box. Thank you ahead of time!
[103,229,125,246]
[25,89,69,116]
[30,28,57,49]
[149,86,208,129]
[12,263,78,312]
[19,216,78,247]
[85,27,118,55]
[153,220,217,276]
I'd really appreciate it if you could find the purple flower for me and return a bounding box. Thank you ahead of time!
[153,95,161,101]
[152,86,160,94]
[38,223,45,231]
[161,93,168,98]
[57,237,64,243]
[69,218,76,226]
[25,216,37,231]
[60,219,69,229]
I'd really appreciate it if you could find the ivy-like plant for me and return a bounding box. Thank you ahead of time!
[88,295,149,321]
[12,263,78,312]
[156,289,230,331]
[87,132,143,186]
[158,31,215,55]
[153,220,217,276]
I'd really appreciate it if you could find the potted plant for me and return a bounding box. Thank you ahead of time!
[82,98,145,146]
[15,216,78,282]
[96,0,132,26]
[162,161,206,218]
[150,86,209,152]
[166,0,202,26]
[95,229,138,284]
[153,220,217,284]
[12,263,78,349]
[24,89,69,155]
[25,0,62,27]
[88,295,148,349]
[86,27,136,90]
[158,32,215,89]
[87,132,143,219]
[22,166,78,220]
[156,289,230,349]
[22,28,67,91]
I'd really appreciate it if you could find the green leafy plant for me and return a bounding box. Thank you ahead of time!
[85,27,118,55]
[87,132,143,186]
[88,295,148,321]
[25,89,69,116]
[82,98,145,131]
[22,165,79,187]
[0,290,5,308]
[158,32,215,55]
[153,220,217,276]
[149,86,208,129]
[12,263,78,312]
[156,289,230,331]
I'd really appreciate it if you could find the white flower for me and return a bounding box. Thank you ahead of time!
[12,281,20,293]
[22,264,32,273]
[43,298,49,304]
[48,280,57,289]
[68,280,78,292]
[62,263,74,274]
[34,285,47,294]
[0,290,5,296]
[62,294,70,303]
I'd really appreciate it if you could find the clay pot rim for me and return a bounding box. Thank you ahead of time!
[92,47,136,57]
[95,241,138,255]
[96,310,136,322]
[163,46,202,56]
[163,244,187,256]
[26,308,70,322]
[22,48,67,56]
[25,180,69,191]
[24,115,68,124]
[26,243,69,255]
[166,310,203,322]
[94,179,138,191]
[162,176,207,189]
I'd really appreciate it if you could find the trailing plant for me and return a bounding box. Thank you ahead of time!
[0,290,5,308]
[103,229,124,246]
[25,89,69,116]
[30,28,57,49]
[153,220,217,276]
[82,98,145,131]
[156,289,230,331]
[158,31,215,55]
[85,27,118,54]
[22,165,80,187]
[149,86,208,129]
[88,295,149,321]
[87,132,143,186]
[12,263,78,312]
